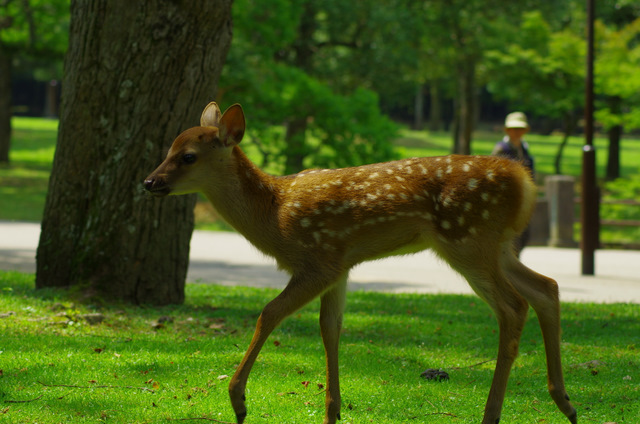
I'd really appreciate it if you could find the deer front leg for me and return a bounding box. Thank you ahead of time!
[228,273,338,424]
[319,275,348,424]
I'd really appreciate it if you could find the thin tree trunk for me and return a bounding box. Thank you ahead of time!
[428,83,442,132]
[0,45,11,164]
[413,83,424,130]
[455,60,475,155]
[606,96,622,180]
[606,125,621,180]
[554,113,576,175]
[36,1,233,304]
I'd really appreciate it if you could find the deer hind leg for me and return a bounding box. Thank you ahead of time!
[229,271,341,424]
[319,273,348,424]
[438,243,529,424]
[502,252,577,424]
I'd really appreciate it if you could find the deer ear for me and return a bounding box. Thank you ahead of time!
[200,102,222,127]
[218,104,245,147]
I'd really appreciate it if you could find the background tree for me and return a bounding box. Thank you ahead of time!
[36,1,233,304]
[0,0,68,164]
[485,11,585,174]
[220,0,399,175]
[594,18,640,180]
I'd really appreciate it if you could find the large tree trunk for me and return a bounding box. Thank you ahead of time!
[36,1,233,304]
[0,45,11,164]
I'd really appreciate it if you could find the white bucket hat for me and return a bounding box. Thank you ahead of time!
[505,112,529,129]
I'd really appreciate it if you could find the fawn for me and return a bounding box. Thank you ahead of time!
[144,102,577,424]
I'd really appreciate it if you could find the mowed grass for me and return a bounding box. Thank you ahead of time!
[1,270,638,423]
[3,117,640,233]
[0,117,57,222]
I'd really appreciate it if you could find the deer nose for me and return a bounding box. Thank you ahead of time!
[143,178,155,192]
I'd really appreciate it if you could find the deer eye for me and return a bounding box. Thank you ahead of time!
[182,153,197,164]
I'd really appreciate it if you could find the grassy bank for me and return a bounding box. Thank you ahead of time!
[1,270,638,423]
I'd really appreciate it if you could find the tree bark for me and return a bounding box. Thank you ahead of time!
[606,96,622,180]
[0,45,11,164]
[428,83,442,132]
[455,60,475,155]
[606,124,621,180]
[36,1,233,305]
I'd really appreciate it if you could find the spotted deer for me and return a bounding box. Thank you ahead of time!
[144,102,577,424]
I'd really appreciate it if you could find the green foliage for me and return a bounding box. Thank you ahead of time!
[1,270,638,423]
[594,18,640,130]
[0,0,69,79]
[221,0,399,173]
[485,11,585,120]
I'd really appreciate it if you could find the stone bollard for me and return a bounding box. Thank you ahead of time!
[528,198,549,246]
[545,175,577,247]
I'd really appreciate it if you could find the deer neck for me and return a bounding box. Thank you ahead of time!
[201,146,282,252]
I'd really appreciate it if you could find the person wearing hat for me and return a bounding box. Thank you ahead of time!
[492,112,535,256]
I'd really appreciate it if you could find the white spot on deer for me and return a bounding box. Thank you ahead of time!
[366,193,378,201]
[383,184,392,190]
[446,165,453,174]
[469,226,477,235]
[457,216,465,226]
[462,163,471,172]
[385,168,394,175]
[467,178,478,190]
[441,220,451,229]
[436,169,443,179]
[313,209,322,215]
[369,172,380,179]
[399,193,408,200]
[386,194,396,200]
[413,194,424,201]
[300,218,311,228]
[464,202,472,212]
[486,170,495,181]
[481,192,490,202]
[293,201,302,208]
[395,175,406,182]
[313,232,322,243]
[405,166,413,174]
[482,210,490,220]
[330,180,343,186]
[419,165,428,174]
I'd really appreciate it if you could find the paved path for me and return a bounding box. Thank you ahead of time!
[1,221,639,304]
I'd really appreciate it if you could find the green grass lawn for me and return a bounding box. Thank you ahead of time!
[1,117,639,242]
[1,270,638,423]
